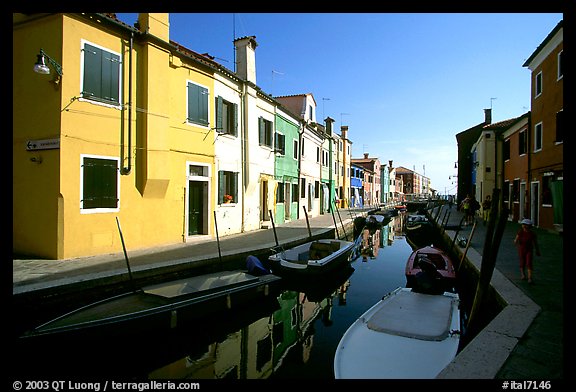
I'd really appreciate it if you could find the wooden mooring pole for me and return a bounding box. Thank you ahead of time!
[466,188,509,336]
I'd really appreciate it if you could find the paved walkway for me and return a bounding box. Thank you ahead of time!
[431,204,563,380]
[12,203,564,380]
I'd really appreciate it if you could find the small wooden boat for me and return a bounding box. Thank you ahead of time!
[334,287,461,379]
[268,239,356,277]
[21,265,281,339]
[405,246,456,293]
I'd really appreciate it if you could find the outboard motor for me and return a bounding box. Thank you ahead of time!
[412,258,444,295]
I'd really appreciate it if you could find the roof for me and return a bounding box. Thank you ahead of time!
[523,20,563,68]
[483,112,530,131]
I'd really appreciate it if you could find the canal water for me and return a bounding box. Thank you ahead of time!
[14,213,463,380]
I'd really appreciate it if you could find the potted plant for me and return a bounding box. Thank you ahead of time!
[223,194,233,203]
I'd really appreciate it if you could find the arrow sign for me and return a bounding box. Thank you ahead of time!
[26,138,60,151]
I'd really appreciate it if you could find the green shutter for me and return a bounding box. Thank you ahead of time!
[218,170,224,203]
[83,158,118,209]
[188,83,199,123]
[102,51,120,103]
[199,86,208,125]
[232,103,238,136]
[215,96,223,132]
[82,44,101,99]
[233,172,238,201]
[188,83,209,126]
[259,117,264,145]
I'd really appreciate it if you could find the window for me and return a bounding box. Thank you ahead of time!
[275,132,285,155]
[316,147,320,163]
[535,71,542,97]
[187,81,209,126]
[259,117,273,148]
[81,155,119,211]
[558,50,563,80]
[534,122,543,152]
[519,130,527,155]
[218,170,238,204]
[293,140,299,160]
[301,138,305,156]
[292,183,298,202]
[556,110,563,143]
[276,182,285,203]
[542,176,553,205]
[300,178,306,198]
[215,96,237,136]
[314,181,320,198]
[503,138,510,161]
[81,42,121,106]
[308,105,314,121]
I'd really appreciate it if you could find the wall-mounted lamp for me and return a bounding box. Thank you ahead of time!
[34,49,63,81]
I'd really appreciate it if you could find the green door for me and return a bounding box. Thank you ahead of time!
[188,181,204,235]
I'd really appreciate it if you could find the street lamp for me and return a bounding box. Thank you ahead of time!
[34,49,63,82]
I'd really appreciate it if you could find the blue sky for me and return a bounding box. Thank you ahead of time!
[116,13,562,196]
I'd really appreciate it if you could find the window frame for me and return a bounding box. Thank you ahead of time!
[518,129,527,156]
[534,122,543,152]
[258,117,274,148]
[215,96,238,136]
[186,80,210,128]
[218,170,238,205]
[80,40,122,108]
[80,154,120,213]
[535,71,543,98]
[275,132,286,155]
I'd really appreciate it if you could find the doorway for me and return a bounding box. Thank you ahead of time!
[530,181,539,226]
[186,163,210,237]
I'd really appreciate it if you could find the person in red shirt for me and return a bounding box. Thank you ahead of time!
[514,218,541,284]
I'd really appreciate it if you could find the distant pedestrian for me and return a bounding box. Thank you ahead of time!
[470,195,480,223]
[482,195,491,225]
[514,218,541,284]
[460,195,471,225]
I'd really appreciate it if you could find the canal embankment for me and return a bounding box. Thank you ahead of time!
[428,203,563,379]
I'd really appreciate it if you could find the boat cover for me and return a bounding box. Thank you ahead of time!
[366,290,454,341]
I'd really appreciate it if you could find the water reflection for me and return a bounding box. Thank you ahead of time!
[148,213,413,380]
[13,214,416,379]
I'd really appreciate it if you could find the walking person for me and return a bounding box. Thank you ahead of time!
[514,218,541,284]
[460,194,471,225]
[482,195,491,225]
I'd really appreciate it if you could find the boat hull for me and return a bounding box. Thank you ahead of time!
[405,246,457,292]
[268,239,355,277]
[334,287,460,379]
[21,270,282,340]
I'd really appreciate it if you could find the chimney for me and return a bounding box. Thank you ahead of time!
[340,125,348,139]
[234,36,258,84]
[484,108,492,124]
[325,117,334,136]
[364,153,369,159]
[137,13,169,41]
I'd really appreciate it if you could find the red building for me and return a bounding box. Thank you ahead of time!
[522,20,563,231]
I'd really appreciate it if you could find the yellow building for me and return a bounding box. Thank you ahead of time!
[13,13,230,259]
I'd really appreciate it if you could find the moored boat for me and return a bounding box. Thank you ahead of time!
[334,287,461,379]
[405,245,456,293]
[21,261,282,340]
[268,239,356,277]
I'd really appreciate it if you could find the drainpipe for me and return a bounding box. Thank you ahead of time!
[121,32,134,174]
[297,121,304,219]
[240,83,248,232]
